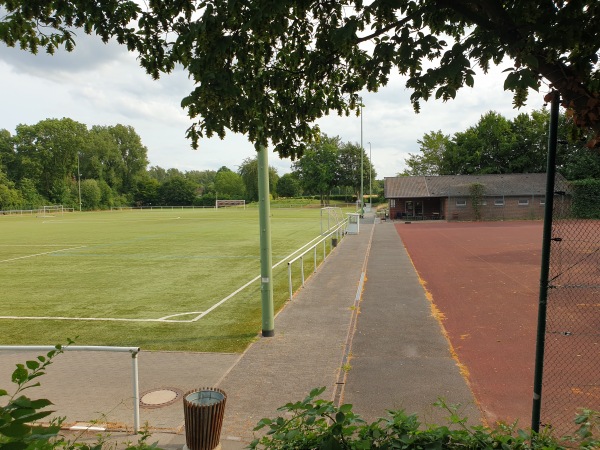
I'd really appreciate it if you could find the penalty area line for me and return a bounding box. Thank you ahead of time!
[0,315,197,323]
[187,239,325,322]
[191,274,261,322]
[0,245,87,263]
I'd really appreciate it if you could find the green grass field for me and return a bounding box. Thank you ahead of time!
[0,207,345,352]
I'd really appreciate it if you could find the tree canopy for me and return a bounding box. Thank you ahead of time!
[292,134,375,204]
[403,109,600,178]
[293,135,340,205]
[2,1,600,157]
[238,157,279,202]
[0,117,382,210]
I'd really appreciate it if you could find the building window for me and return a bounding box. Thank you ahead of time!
[540,197,545,205]
[456,198,467,207]
[390,199,396,208]
[494,198,505,206]
[518,198,530,206]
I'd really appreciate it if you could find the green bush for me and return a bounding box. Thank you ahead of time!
[571,179,600,219]
[250,387,600,449]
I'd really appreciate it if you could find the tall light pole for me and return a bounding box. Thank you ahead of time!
[257,145,274,337]
[77,152,82,212]
[359,97,364,217]
[368,142,372,209]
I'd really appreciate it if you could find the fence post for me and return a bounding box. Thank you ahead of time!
[131,350,140,433]
[288,263,293,301]
[531,91,559,433]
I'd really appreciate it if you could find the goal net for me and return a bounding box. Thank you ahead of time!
[38,205,64,217]
[321,207,343,234]
[215,199,246,209]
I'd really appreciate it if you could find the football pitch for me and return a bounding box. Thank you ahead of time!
[0,207,340,352]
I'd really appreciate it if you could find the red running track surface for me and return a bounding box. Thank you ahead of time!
[395,220,542,426]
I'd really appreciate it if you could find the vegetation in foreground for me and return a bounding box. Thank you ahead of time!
[2,348,599,450]
[250,387,600,449]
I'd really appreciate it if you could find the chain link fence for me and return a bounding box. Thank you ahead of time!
[540,177,600,434]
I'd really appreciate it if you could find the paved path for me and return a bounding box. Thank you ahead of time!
[342,221,481,425]
[0,215,480,449]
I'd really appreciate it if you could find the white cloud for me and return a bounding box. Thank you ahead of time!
[0,35,544,178]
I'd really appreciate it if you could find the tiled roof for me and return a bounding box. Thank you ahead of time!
[384,173,567,198]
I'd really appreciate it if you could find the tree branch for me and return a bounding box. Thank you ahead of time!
[356,11,418,44]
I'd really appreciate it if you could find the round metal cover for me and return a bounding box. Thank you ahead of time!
[140,388,182,408]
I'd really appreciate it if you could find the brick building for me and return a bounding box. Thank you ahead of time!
[384,173,567,221]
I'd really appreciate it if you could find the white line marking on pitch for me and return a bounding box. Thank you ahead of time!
[0,311,206,323]
[0,236,330,323]
[159,311,204,320]
[0,246,87,263]
[0,316,160,322]
[190,275,261,322]
[0,244,84,247]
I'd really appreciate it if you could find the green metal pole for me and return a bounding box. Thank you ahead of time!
[258,145,275,337]
[360,97,364,217]
[531,91,559,432]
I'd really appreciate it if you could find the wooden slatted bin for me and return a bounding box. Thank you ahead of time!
[183,388,227,450]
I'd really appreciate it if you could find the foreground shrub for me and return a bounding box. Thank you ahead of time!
[250,387,600,449]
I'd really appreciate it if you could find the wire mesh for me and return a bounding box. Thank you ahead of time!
[540,177,600,434]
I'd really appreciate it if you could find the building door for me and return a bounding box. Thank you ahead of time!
[415,201,423,216]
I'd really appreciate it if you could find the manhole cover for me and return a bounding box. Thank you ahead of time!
[140,388,182,408]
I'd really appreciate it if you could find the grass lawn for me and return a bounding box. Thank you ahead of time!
[0,207,346,352]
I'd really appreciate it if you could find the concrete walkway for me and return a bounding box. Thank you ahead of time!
[0,215,480,449]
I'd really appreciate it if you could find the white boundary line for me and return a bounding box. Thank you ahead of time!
[41,216,183,225]
[0,244,84,247]
[0,315,164,322]
[0,246,87,263]
[189,275,261,322]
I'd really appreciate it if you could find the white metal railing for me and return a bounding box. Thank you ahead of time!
[0,208,75,216]
[287,221,347,301]
[110,205,215,211]
[0,345,141,432]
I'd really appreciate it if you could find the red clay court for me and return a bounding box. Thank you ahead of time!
[395,220,543,427]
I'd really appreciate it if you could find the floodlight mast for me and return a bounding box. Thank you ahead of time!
[368,142,372,209]
[77,152,82,212]
[359,97,364,217]
[258,145,275,337]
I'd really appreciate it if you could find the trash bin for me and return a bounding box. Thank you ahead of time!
[183,388,227,450]
[332,237,338,247]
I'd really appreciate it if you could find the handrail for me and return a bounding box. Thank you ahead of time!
[0,345,141,433]
[287,220,347,300]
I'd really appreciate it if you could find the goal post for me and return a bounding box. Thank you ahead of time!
[321,207,343,234]
[38,205,64,217]
[215,199,246,209]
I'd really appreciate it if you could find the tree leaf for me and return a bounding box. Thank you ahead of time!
[25,360,40,371]
[0,422,30,438]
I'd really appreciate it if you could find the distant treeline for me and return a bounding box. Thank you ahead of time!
[0,118,382,211]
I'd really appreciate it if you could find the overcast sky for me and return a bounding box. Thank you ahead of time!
[1,33,544,178]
